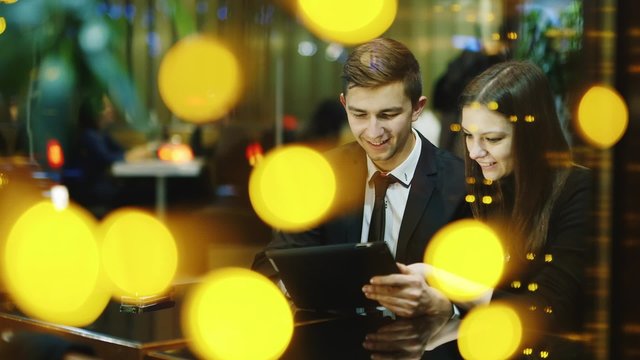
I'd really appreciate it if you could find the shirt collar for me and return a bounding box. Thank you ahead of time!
[366,128,422,187]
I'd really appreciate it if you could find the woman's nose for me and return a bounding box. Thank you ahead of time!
[468,142,487,159]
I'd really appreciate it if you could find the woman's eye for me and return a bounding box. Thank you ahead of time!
[486,137,502,143]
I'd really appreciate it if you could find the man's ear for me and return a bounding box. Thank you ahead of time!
[412,96,428,121]
[339,93,346,107]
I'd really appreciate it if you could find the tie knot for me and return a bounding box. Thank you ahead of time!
[372,171,397,190]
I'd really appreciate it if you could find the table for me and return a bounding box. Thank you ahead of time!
[145,311,465,359]
[112,158,204,218]
[1,295,590,360]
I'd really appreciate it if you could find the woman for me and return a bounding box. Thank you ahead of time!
[68,95,150,217]
[458,61,592,332]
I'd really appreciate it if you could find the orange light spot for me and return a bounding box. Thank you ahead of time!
[47,139,64,169]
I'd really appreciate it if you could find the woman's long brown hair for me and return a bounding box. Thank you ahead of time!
[460,61,571,255]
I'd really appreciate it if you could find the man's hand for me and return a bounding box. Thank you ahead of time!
[362,263,452,318]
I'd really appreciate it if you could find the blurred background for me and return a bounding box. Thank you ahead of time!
[0,0,638,359]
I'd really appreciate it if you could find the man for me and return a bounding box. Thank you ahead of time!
[253,38,469,318]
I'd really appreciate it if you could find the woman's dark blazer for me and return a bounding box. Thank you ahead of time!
[492,166,593,332]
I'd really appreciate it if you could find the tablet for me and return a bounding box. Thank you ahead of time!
[266,242,399,312]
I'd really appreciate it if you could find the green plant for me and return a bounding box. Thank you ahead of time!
[514,1,583,136]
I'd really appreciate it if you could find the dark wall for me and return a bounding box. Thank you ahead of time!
[613,0,640,359]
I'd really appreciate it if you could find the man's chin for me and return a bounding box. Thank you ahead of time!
[367,153,390,162]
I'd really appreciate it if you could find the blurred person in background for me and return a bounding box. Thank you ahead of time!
[429,22,516,156]
[65,95,151,217]
[297,98,349,152]
[430,49,504,157]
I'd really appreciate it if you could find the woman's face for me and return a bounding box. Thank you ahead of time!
[99,96,115,129]
[461,106,514,181]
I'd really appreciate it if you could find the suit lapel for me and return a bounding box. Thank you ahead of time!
[395,136,438,262]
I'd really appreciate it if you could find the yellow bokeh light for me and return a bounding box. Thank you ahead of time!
[249,145,336,231]
[0,17,6,35]
[2,201,109,326]
[0,172,8,187]
[576,85,628,148]
[182,268,293,360]
[100,209,178,298]
[424,219,504,302]
[297,0,397,45]
[458,303,522,360]
[158,35,242,123]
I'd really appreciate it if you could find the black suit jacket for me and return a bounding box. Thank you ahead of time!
[253,132,470,279]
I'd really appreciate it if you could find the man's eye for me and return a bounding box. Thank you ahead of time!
[379,113,397,120]
[353,113,367,119]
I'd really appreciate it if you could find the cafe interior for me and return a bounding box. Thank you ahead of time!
[0,0,638,359]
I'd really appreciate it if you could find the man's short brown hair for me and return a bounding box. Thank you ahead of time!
[342,38,422,106]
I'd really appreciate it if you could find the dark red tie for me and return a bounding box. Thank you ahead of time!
[368,171,397,243]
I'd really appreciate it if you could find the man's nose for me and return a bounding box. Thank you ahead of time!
[365,117,384,137]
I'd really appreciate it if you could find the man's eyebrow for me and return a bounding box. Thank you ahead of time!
[346,105,366,112]
[378,107,404,113]
[346,106,404,113]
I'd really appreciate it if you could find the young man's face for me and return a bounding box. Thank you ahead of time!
[340,81,426,172]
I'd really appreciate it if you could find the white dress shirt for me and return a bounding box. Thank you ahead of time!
[360,128,422,257]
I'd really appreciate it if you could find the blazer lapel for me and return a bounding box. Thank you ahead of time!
[395,137,438,262]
